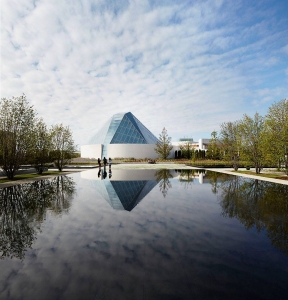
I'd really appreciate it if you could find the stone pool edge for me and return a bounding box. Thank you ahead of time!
[0,164,287,188]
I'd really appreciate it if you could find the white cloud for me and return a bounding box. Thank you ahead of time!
[282,44,288,55]
[1,0,288,145]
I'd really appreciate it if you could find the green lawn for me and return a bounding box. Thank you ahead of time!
[0,171,67,184]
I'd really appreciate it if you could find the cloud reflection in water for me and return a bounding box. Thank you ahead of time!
[0,169,287,299]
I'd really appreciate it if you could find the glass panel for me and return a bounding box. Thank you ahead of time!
[111,115,145,144]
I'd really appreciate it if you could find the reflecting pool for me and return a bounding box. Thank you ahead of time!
[0,169,288,300]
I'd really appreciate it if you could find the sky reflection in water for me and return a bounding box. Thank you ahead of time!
[0,169,288,300]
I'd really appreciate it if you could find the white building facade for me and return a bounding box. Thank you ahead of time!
[81,112,211,159]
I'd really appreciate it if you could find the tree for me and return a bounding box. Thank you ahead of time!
[0,95,36,179]
[206,131,221,160]
[180,141,193,159]
[264,99,288,174]
[28,118,51,174]
[50,124,76,171]
[154,127,173,159]
[239,113,265,174]
[219,121,242,170]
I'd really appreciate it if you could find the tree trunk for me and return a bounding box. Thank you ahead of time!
[6,170,14,180]
[255,165,262,174]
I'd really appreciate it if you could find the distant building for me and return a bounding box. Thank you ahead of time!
[171,138,211,159]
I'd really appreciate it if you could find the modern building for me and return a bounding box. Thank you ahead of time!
[81,112,212,159]
[81,112,160,159]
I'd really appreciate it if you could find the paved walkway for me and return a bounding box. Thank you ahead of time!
[204,167,288,185]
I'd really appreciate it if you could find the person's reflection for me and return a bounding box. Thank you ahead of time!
[98,169,101,178]
[103,166,107,179]
[109,165,112,179]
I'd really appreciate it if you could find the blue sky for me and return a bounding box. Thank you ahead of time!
[1,0,288,147]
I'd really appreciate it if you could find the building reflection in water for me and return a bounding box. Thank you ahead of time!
[84,169,159,211]
[94,179,158,211]
[82,168,209,210]
[83,167,288,255]
[175,169,207,187]
[0,176,75,260]
[208,171,288,255]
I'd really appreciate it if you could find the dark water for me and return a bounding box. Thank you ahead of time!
[0,169,288,300]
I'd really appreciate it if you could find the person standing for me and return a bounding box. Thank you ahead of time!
[103,157,107,167]
[98,158,101,168]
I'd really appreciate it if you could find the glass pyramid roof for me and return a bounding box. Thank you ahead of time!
[92,179,158,211]
[89,112,159,144]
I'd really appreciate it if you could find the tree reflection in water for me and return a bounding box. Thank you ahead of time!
[213,173,288,255]
[0,176,75,260]
[155,169,173,197]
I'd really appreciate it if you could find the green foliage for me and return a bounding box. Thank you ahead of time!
[214,99,288,174]
[154,127,173,159]
[0,95,36,179]
[180,141,193,159]
[206,131,221,160]
[0,95,76,178]
[28,118,51,174]
[219,121,242,170]
[238,113,265,174]
[264,99,288,174]
[188,159,249,168]
[50,124,77,171]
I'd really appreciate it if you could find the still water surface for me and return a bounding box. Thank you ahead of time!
[0,169,288,300]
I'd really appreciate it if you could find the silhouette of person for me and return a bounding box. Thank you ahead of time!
[103,157,107,167]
